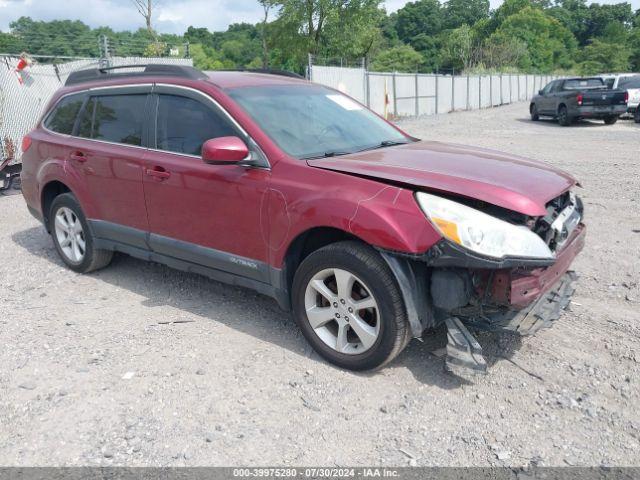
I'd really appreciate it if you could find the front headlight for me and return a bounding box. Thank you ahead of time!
[416,192,554,260]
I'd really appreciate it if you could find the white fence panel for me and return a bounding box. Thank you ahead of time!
[480,76,491,108]
[466,77,478,110]
[395,74,418,117]
[436,75,453,114]
[310,66,366,104]
[367,74,390,116]
[417,75,437,116]
[490,75,501,106]
[309,65,560,118]
[453,76,467,111]
[518,76,526,101]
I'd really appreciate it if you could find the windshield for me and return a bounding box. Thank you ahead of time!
[564,78,604,90]
[618,76,640,89]
[228,85,409,159]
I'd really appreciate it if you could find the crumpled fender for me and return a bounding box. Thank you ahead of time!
[266,160,443,268]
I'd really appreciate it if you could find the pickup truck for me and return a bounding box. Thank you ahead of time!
[616,75,640,123]
[530,77,628,126]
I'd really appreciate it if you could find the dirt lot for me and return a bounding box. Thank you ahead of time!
[0,102,638,467]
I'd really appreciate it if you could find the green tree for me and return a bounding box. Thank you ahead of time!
[269,0,384,69]
[0,31,26,54]
[370,44,424,72]
[489,7,577,72]
[578,38,631,74]
[440,25,481,71]
[395,0,443,44]
[629,26,640,70]
[443,0,490,30]
[548,0,591,45]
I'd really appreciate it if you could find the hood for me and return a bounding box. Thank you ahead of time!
[307,141,576,217]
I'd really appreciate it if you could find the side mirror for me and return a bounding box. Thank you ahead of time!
[538,89,544,96]
[202,137,249,165]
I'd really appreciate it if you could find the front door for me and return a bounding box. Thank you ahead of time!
[142,86,271,282]
[537,81,555,114]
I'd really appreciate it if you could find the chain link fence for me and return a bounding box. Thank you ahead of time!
[0,55,193,165]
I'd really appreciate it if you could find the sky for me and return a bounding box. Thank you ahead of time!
[1,0,639,34]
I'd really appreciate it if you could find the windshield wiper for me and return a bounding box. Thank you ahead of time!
[355,139,409,153]
[303,140,409,160]
[302,150,352,160]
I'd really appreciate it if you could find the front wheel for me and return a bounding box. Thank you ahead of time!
[603,115,618,125]
[530,104,540,121]
[557,106,572,126]
[49,193,113,273]
[292,241,410,371]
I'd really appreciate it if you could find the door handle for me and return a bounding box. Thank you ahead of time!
[69,151,87,163]
[145,167,171,181]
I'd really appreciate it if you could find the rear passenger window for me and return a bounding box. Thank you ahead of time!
[156,94,237,156]
[44,94,84,135]
[77,98,95,139]
[90,95,147,146]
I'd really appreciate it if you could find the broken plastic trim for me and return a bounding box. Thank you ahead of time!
[444,317,487,375]
[466,271,578,336]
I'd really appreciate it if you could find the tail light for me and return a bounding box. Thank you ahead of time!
[576,94,583,106]
[624,91,629,104]
[21,135,32,152]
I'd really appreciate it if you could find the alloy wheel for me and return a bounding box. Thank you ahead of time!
[54,206,86,263]
[304,268,380,355]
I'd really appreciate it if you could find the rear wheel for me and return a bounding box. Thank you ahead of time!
[292,241,410,371]
[634,109,640,124]
[557,106,572,126]
[530,104,540,121]
[603,115,618,125]
[49,193,113,273]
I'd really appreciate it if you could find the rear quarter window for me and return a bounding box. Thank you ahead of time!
[44,93,85,135]
[563,79,604,90]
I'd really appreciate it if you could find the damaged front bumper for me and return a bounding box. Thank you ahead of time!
[381,223,586,374]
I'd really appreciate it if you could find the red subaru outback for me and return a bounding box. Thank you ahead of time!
[20,65,585,372]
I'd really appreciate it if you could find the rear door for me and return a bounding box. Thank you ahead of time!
[142,85,271,282]
[72,86,152,247]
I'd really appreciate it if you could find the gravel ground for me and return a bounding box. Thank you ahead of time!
[0,102,638,467]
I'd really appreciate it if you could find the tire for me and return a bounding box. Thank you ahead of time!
[634,109,640,124]
[292,241,410,371]
[603,115,618,125]
[557,106,572,126]
[49,193,113,273]
[530,104,540,121]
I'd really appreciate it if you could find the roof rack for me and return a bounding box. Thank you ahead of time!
[65,64,208,86]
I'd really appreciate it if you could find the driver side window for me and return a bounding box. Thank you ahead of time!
[155,94,237,156]
[542,82,555,95]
